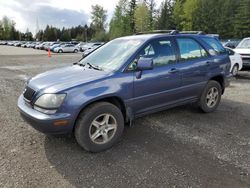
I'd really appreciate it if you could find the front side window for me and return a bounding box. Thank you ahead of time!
[129,38,176,70]
[177,38,208,60]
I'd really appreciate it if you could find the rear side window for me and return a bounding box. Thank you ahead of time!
[201,37,226,55]
[177,38,208,60]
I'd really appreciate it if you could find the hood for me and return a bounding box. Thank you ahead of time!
[28,65,110,93]
[234,48,250,55]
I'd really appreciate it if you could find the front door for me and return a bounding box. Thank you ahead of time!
[131,37,182,115]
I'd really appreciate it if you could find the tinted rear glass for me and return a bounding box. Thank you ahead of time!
[201,37,226,55]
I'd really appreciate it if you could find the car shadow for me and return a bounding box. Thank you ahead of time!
[44,99,250,187]
[236,73,250,80]
[237,68,250,80]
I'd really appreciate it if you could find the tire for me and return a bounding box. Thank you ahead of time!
[231,64,239,76]
[58,49,63,53]
[74,49,78,53]
[74,102,124,152]
[199,80,222,113]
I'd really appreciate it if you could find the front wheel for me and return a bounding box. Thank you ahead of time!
[74,102,124,152]
[199,81,222,113]
[74,49,78,53]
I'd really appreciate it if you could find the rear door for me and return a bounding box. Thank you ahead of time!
[65,44,72,52]
[131,37,182,115]
[175,37,210,99]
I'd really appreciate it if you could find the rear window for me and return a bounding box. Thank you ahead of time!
[201,37,226,55]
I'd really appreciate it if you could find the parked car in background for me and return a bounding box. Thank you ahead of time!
[8,41,16,46]
[225,47,243,76]
[53,44,79,53]
[35,42,45,49]
[50,43,65,52]
[223,40,241,49]
[234,38,250,68]
[44,42,60,51]
[39,42,50,50]
[80,42,103,52]
[18,31,232,152]
[0,41,8,45]
[82,43,104,57]
[70,41,80,45]
[14,41,24,47]
[28,42,39,48]
[21,42,32,48]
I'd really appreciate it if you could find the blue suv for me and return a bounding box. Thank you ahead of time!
[18,31,232,152]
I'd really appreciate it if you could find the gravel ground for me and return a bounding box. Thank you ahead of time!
[0,46,250,188]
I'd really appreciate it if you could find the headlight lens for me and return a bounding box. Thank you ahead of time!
[34,94,66,109]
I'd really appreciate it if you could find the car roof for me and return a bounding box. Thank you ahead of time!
[116,33,212,41]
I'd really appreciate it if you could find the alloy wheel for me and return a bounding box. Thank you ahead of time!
[89,114,117,144]
[206,87,219,108]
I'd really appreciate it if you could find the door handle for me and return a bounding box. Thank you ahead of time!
[169,68,179,74]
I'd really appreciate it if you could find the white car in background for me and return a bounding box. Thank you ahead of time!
[82,43,104,57]
[234,38,250,68]
[53,44,79,53]
[225,47,243,76]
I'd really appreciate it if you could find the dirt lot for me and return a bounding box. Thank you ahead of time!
[0,46,250,188]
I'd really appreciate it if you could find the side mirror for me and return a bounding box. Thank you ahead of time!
[135,58,153,79]
[136,57,154,71]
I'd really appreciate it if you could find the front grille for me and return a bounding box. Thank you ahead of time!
[23,86,35,102]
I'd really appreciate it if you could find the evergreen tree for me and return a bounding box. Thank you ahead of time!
[172,0,185,30]
[234,0,250,38]
[134,2,151,32]
[129,0,137,33]
[144,0,157,30]
[109,0,131,39]
[156,0,174,30]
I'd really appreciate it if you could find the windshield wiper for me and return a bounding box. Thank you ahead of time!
[86,62,103,71]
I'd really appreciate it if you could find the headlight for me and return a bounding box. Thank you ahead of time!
[34,94,66,114]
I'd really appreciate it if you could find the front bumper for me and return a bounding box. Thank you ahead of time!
[18,95,74,134]
[242,58,250,68]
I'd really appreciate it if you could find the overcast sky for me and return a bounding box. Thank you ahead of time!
[0,0,162,34]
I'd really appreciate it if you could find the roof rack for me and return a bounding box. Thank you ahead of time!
[135,30,179,35]
[179,31,205,35]
[135,30,207,36]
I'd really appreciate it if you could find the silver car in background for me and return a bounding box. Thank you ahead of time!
[53,44,79,53]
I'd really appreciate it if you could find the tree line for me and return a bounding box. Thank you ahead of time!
[0,16,33,41]
[109,0,250,39]
[0,0,250,41]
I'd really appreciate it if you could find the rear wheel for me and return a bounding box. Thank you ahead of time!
[199,81,222,113]
[74,49,78,53]
[74,102,124,152]
[231,64,239,76]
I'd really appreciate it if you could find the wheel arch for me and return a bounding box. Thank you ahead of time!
[209,75,225,94]
[73,96,129,131]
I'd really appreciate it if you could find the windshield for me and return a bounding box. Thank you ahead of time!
[79,38,144,71]
[237,39,250,48]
